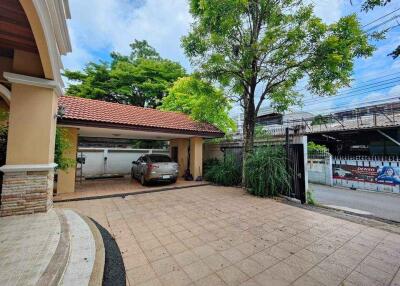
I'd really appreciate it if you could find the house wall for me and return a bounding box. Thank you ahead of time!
[170,138,189,177]
[6,84,57,165]
[76,147,169,178]
[57,127,78,194]
[0,3,62,216]
[12,50,44,78]
[190,137,203,179]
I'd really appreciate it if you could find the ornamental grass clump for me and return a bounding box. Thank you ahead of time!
[245,145,291,197]
[204,155,241,186]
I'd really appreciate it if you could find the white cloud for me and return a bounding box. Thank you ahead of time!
[309,0,345,24]
[62,0,192,71]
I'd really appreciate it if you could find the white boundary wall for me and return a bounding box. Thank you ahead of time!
[77,147,169,178]
[308,152,333,186]
[333,156,400,193]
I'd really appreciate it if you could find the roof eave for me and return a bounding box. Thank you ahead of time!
[57,118,225,138]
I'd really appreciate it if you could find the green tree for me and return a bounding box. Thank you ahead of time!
[307,142,329,153]
[159,76,236,133]
[182,0,374,182]
[355,0,392,11]
[353,0,399,58]
[64,40,186,108]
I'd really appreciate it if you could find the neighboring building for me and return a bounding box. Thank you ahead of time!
[231,102,400,156]
[232,107,313,139]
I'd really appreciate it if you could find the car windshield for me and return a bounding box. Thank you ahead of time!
[148,155,172,163]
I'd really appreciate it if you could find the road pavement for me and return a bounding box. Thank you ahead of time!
[311,183,400,222]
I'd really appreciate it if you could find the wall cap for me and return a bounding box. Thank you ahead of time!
[0,163,58,173]
[3,72,63,96]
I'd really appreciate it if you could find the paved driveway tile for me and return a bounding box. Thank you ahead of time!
[56,185,400,286]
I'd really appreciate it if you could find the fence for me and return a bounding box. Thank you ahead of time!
[308,150,333,186]
[332,156,400,193]
[206,135,307,203]
[77,147,169,178]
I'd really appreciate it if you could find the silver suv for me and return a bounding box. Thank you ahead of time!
[131,154,179,185]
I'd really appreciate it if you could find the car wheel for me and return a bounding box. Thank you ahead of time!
[140,174,147,186]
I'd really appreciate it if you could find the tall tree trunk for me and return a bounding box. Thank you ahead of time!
[242,93,256,186]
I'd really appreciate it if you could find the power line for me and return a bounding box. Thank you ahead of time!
[297,96,400,115]
[365,15,400,33]
[297,71,400,98]
[300,80,400,105]
[362,7,400,28]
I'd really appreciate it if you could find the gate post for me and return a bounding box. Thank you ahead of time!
[293,135,308,203]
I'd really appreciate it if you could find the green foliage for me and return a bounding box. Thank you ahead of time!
[0,112,73,171]
[254,125,271,140]
[159,76,236,133]
[308,142,328,153]
[64,40,186,108]
[183,0,373,101]
[358,0,391,11]
[311,115,332,126]
[0,110,9,135]
[183,0,374,177]
[54,128,75,171]
[203,157,220,174]
[355,0,399,58]
[306,189,316,205]
[245,145,291,197]
[204,155,242,186]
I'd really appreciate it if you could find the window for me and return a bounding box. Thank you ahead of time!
[148,154,172,163]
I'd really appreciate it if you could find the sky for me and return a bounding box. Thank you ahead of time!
[62,0,400,117]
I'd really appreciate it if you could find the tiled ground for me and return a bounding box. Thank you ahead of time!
[56,186,400,286]
[0,210,60,286]
[54,177,206,202]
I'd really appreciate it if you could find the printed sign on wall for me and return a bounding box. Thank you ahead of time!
[333,159,400,193]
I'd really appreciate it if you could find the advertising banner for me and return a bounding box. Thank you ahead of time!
[332,160,400,193]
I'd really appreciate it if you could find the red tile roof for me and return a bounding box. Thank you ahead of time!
[58,96,224,137]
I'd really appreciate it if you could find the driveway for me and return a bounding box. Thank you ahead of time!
[311,183,400,222]
[56,185,400,286]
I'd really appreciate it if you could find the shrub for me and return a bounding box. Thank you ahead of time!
[306,189,316,205]
[54,128,76,170]
[308,142,328,153]
[204,155,241,186]
[203,158,220,174]
[245,145,291,197]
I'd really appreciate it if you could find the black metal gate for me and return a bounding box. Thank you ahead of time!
[222,141,306,204]
[286,144,306,203]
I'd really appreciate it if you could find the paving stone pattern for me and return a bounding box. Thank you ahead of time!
[56,186,400,286]
[0,209,60,285]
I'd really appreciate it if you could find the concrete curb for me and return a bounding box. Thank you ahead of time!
[37,209,71,286]
[79,214,105,286]
[279,197,400,235]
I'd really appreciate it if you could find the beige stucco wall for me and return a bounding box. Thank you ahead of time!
[0,57,13,82]
[12,50,44,78]
[6,84,57,165]
[56,127,78,194]
[190,137,203,179]
[20,0,54,80]
[170,138,189,177]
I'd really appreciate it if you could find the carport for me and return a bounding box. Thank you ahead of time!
[56,96,224,195]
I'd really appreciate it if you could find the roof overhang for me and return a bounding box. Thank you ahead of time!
[58,118,225,140]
